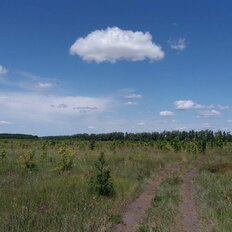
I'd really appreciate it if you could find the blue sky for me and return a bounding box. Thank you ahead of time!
[0,0,232,136]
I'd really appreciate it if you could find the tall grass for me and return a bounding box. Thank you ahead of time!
[0,139,183,231]
[193,149,232,232]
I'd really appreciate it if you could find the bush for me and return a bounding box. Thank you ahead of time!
[19,151,37,171]
[0,150,7,160]
[89,152,115,196]
[89,141,96,150]
[57,147,75,172]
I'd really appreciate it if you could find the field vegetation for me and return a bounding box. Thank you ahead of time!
[0,130,231,232]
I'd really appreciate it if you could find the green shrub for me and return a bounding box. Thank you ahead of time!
[89,152,115,196]
[57,147,75,172]
[197,139,207,154]
[89,141,96,150]
[0,150,7,160]
[19,151,37,171]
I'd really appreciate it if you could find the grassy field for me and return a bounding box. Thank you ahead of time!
[0,139,184,231]
[0,139,231,232]
[193,147,232,232]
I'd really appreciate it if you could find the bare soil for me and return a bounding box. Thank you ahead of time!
[180,167,200,232]
[111,165,178,232]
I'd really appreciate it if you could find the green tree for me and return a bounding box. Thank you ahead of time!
[89,152,115,196]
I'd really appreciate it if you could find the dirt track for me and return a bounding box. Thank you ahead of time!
[111,165,178,232]
[180,168,200,232]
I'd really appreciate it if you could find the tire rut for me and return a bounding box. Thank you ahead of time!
[111,165,178,232]
[180,167,200,232]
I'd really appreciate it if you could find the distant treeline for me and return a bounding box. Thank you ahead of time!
[1,131,232,143]
[42,130,232,143]
[0,133,38,139]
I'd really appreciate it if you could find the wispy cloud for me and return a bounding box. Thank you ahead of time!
[202,123,211,129]
[70,27,164,63]
[17,71,41,80]
[125,93,143,99]
[198,110,221,117]
[0,65,8,76]
[168,38,186,51]
[0,120,12,125]
[208,104,229,110]
[88,126,96,129]
[14,71,56,91]
[125,101,138,106]
[175,100,229,112]
[160,111,175,116]
[34,82,54,89]
[0,92,112,122]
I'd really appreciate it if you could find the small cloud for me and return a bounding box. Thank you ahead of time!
[125,101,138,106]
[168,38,186,51]
[202,123,211,129]
[199,110,221,117]
[57,104,68,109]
[70,27,164,63]
[137,122,145,126]
[88,126,96,129]
[175,126,187,131]
[73,106,98,113]
[160,111,175,116]
[125,93,143,99]
[0,65,8,76]
[35,82,54,89]
[227,120,232,123]
[174,100,203,110]
[208,104,229,110]
[0,120,12,125]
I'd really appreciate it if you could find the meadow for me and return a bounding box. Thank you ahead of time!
[0,131,231,232]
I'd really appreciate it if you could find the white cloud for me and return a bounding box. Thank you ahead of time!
[88,126,96,129]
[70,27,164,63]
[168,38,186,51]
[125,93,143,99]
[35,82,54,89]
[227,120,232,123]
[202,123,211,129]
[175,126,187,131]
[0,93,112,122]
[208,104,229,110]
[160,111,175,116]
[0,120,12,125]
[0,65,8,76]
[175,100,229,112]
[125,101,138,106]
[137,122,145,126]
[174,100,203,110]
[199,110,221,117]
